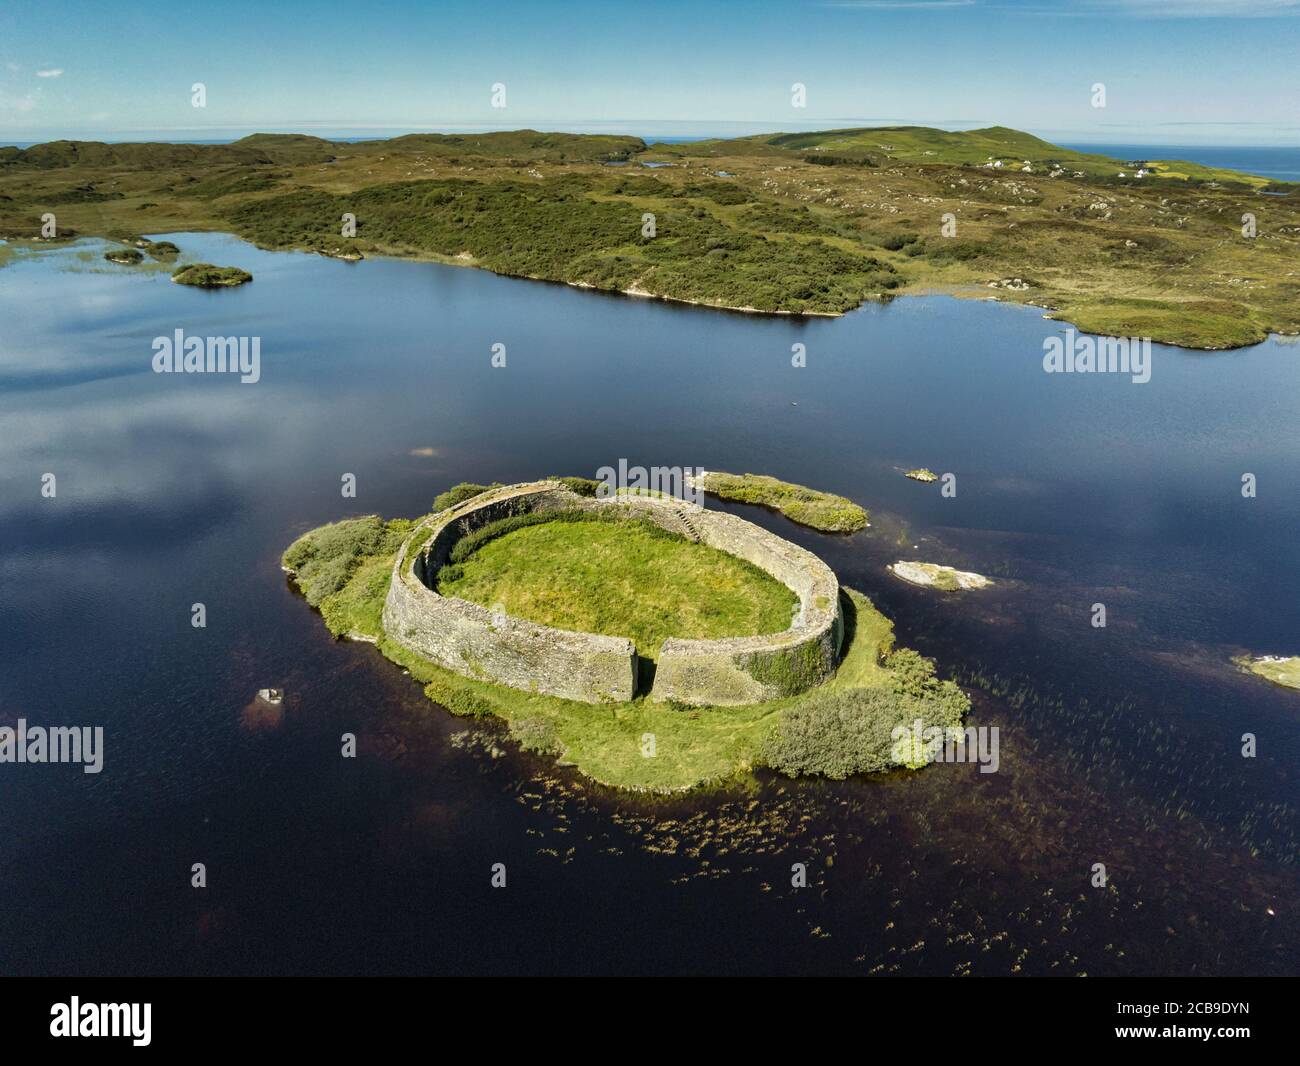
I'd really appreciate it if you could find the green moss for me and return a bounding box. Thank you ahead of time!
[744,638,830,697]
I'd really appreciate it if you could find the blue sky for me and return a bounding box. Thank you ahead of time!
[2,0,1298,145]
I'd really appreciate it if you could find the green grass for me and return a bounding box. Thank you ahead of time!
[437,517,797,659]
[699,471,868,532]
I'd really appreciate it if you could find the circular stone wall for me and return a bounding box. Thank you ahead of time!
[382,481,843,706]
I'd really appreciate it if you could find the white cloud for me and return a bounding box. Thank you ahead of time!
[35,68,63,78]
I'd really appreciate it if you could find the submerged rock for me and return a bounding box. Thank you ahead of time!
[888,561,990,591]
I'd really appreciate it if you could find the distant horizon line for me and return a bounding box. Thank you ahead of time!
[4,121,1300,151]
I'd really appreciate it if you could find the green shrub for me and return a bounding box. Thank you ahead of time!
[551,475,600,497]
[424,675,495,718]
[763,648,970,779]
[282,516,409,606]
[171,263,252,287]
[762,687,912,778]
[885,647,970,720]
[432,481,499,512]
[878,232,919,251]
[509,716,564,756]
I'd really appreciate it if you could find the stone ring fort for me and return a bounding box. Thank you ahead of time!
[382,481,843,706]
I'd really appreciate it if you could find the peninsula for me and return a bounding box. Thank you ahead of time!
[3,126,1297,348]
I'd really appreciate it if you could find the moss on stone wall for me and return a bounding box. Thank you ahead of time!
[743,638,833,698]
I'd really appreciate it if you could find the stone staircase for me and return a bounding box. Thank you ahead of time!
[669,504,702,542]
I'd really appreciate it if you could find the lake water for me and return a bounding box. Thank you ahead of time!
[1,233,1296,975]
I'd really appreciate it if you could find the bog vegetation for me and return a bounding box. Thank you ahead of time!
[4,126,1295,345]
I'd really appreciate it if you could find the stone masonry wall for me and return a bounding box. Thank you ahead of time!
[651,509,842,706]
[383,483,637,704]
[381,482,842,707]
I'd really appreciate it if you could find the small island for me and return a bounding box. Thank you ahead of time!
[148,240,180,259]
[103,247,143,265]
[1235,654,1300,692]
[283,478,967,791]
[889,560,991,591]
[691,471,868,533]
[171,262,253,287]
[905,468,939,483]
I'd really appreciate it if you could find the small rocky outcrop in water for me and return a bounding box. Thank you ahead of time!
[888,561,991,591]
[1236,655,1300,692]
[172,263,253,287]
[104,247,143,265]
[904,468,939,483]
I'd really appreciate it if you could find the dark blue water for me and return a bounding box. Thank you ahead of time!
[1,233,1296,975]
[1063,143,1300,182]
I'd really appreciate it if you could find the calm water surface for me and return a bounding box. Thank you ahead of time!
[0,233,1296,975]
[1063,143,1300,182]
